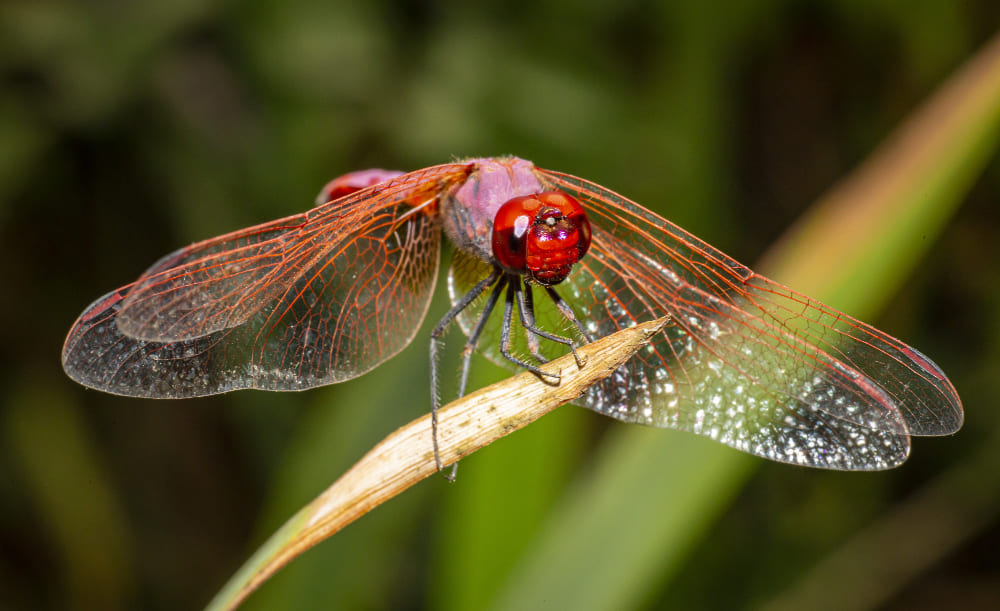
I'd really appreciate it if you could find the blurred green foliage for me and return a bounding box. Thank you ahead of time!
[1,1,999,610]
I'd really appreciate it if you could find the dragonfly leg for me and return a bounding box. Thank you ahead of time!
[544,285,595,343]
[429,266,501,478]
[459,278,505,398]
[518,280,545,363]
[516,279,586,368]
[500,276,562,382]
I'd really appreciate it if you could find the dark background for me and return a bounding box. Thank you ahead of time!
[2,1,999,610]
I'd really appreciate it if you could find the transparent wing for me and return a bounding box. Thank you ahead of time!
[62,164,472,398]
[449,168,962,470]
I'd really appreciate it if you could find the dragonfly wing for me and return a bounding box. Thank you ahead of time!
[62,164,472,398]
[524,169,962,469]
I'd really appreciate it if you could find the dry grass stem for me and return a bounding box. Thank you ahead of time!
[211,315,670,611]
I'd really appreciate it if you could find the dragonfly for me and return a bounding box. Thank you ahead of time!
[62,156,963,471]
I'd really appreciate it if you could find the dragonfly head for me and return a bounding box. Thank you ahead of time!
[491,191,592,286]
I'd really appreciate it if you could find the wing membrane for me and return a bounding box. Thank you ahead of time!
[62,163,472,398]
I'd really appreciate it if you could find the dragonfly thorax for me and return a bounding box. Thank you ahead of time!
[439,157,546,265]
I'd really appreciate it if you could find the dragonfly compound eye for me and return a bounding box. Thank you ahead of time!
[491,191,592,285]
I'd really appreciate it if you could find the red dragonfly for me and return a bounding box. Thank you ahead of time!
[62,157,962,470]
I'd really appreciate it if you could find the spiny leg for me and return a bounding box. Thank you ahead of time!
[446,274,505,482]
[458,277,506,398]
[544,285,595,343]
[429,266,501,476]
[500,276,562,381]
[519,280,544,362]
[515,279,586,367]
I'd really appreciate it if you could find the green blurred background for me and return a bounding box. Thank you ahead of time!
[2,1,999,610]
